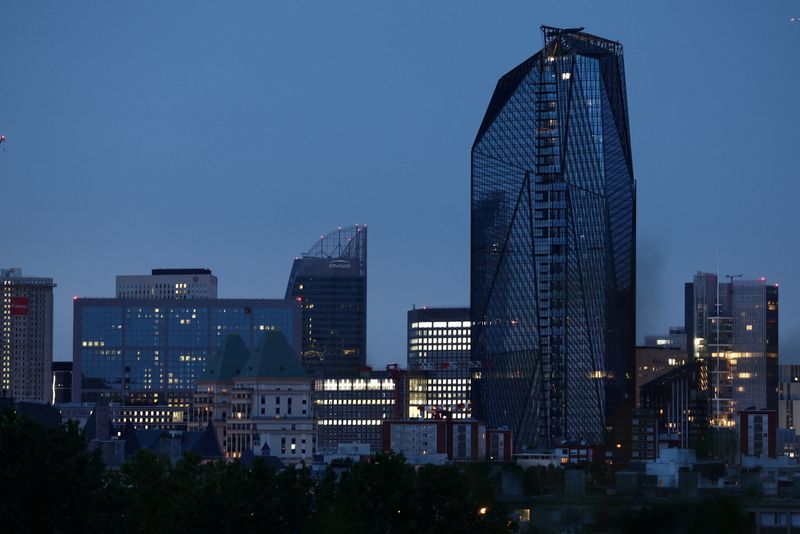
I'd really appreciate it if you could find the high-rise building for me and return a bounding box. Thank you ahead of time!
[470,26,636,450]
[73,297,300,412]
[286,225,367,375]
[1,268,56,402]
[685,273,779,427]
[116,268,217,299]
[51,361,72,404]
[407,307,472,418]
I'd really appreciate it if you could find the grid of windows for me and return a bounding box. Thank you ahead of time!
[1,269,55,402]
[471,27,636,449]
[314,374,396,452]
[408,308,473,419]
[74,299,300,407]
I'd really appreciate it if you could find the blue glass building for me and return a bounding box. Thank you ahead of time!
[73,298,300,405]
[471,27,636,450]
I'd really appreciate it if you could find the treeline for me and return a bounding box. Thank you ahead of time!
[0,412,512,533]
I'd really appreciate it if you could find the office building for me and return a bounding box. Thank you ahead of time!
[1,268,56,402]
[639,364,698,449]
[116,268,217,299]
[635,346,685,407]
[686,273,779,427]
[73,297,300,411]
[643,327,687,351]
[286,225,367,374]
[314,371,398,453]
[407,306,472,418]
[471,27,636,450]
[59,402,188,431]
[51,361,72,404]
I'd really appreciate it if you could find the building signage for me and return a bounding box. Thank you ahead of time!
[328,260,352,270]
[10,297,28,316]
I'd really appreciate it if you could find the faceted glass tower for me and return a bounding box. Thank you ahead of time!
[286,225,367,375]
[471,27,636,450]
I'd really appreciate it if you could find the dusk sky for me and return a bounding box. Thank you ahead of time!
[2,1,799,366]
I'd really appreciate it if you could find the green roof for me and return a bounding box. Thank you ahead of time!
[201,334,250,381]
[239,331,307,379]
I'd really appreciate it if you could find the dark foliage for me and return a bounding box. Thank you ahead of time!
[0,413,512,533]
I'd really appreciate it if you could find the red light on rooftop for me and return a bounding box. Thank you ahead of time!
[72,296,79,301]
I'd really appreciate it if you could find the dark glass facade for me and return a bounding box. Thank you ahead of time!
[286,225,367,375]
[73,298,300,406]
[51,361,72,405]
[471,27,636,450]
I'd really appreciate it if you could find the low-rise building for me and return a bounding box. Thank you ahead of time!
[381,417,486,463]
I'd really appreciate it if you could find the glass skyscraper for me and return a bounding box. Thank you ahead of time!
[73,298,300,406]
[286,225,367,375]
[471,27,636,450]
[685,273,779,427]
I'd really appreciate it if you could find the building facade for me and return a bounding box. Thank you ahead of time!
[778,364,800,435]
[191,332,314,463]
[1,268,55,402]
[635,346,685,407]
[686,273,779,427]
[381,417,488,463]
[73,298,300,410]
[286,225,367,375]
[643,327,687,351]
[314,372,399,453]
[116,268,218,299]
[471,27,636,450]
[407,307,472,418]
[51,361,72,404]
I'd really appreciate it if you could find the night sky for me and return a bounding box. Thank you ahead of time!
[2,2,799,366]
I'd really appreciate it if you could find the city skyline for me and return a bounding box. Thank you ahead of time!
[2,2,799,368]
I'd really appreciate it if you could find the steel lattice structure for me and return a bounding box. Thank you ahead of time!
[471,26,636,450]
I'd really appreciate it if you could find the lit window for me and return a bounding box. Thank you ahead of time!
[561,72,571,80]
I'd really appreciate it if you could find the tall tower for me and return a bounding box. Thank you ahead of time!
[1,268,56,402]
[471,27,636,450]
[286,225,367,375]
[686,273,779,427]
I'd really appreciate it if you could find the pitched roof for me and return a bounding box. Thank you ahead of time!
[239,331,307,379]
[82,408,118,441]
[201,334,250,381]
[181,421,223,459]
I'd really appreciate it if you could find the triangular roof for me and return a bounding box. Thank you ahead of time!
[181,421,223,460]
[239,331,307,379]
[201,334,250,381]
[135,428,166,450]
[82,408,118,441]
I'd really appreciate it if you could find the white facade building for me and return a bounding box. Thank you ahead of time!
[116,268,217,299]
